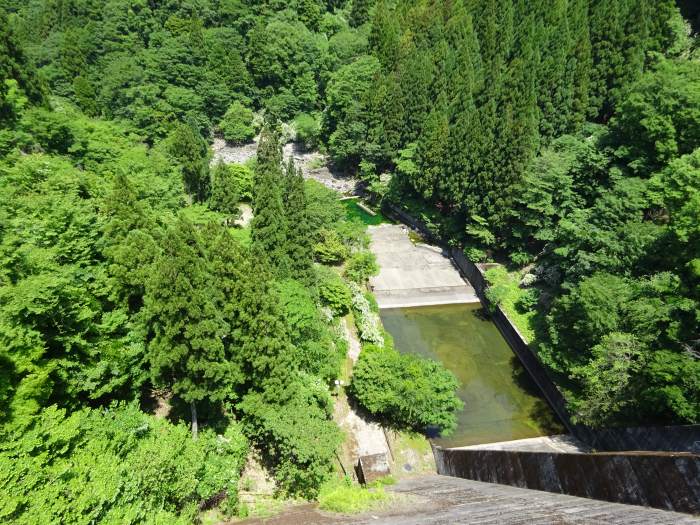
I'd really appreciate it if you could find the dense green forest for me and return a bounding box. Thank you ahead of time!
[1,0,699,522]
[349,0,700,427]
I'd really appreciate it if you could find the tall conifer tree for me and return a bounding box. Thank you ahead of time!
[144,217,232,438]
[349,0,373,27]
[536,0,573,141]
[568,0,593,126]
[251,123,290,274]
[444,4,483,209]
[167,122,210,202]
[283,160,315,288]
[369,0,401,70]
[206,226,292,394]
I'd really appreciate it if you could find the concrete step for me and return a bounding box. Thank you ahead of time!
[449,434,590,453]
[374,286,479,308]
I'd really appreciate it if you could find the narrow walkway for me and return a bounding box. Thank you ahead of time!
[368,224,478,309]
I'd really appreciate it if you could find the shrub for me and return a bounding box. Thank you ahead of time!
[219,102,255,144]
[314,227,348,264]
[510,251,534,266]
[464,245,487,263]
[317,267,352,316]
[349,346,462,435]
[516,288,539,312]
[293,112,321,150]
[335,214,371,249]
[344,252,378,284]
[349,282,383,345]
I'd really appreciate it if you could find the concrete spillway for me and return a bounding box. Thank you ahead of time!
[368,224,478,308]
[379,475,699,524]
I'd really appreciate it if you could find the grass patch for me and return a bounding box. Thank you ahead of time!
[235,496,286,520]
[342,199,389,226]
[483,266,537,342]
[308,157,326,170]
[393,431,432,455]
[407,230,425,245]
[318,477,391,514]
[180,203,227,225]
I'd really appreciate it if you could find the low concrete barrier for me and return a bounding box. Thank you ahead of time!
[433,446,700,514]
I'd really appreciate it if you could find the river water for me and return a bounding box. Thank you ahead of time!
[380,303,562,447]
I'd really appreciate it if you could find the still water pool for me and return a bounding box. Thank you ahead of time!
[380,303,562,448]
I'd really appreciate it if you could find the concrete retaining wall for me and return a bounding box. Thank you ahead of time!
[433,446,700,514]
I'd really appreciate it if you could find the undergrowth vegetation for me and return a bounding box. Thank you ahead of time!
[318,476,393,514]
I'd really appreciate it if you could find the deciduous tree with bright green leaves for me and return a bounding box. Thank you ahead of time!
[219,101,255,145]
[349,345,463,435]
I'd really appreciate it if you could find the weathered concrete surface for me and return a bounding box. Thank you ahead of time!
[235,475,699,524]
[357,453,391,484]
[434,446,700,514]
[453,434,590,453]
[368,224,478,308]
[381,476,700,524]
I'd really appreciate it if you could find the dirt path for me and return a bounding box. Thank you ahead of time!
[334,317,390,475]
[342,318,361,363]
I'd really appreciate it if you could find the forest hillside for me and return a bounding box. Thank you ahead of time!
[0,0,698,523]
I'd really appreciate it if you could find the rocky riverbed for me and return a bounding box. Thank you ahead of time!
[211,138,357,195]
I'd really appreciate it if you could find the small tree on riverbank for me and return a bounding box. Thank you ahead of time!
[349,344,463,435]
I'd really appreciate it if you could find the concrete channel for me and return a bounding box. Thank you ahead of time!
[368,224,479,309]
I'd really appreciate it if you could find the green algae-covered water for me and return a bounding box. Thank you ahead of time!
[380,303,562,447]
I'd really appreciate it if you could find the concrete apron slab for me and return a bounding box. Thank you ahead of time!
[368,224,479,309]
